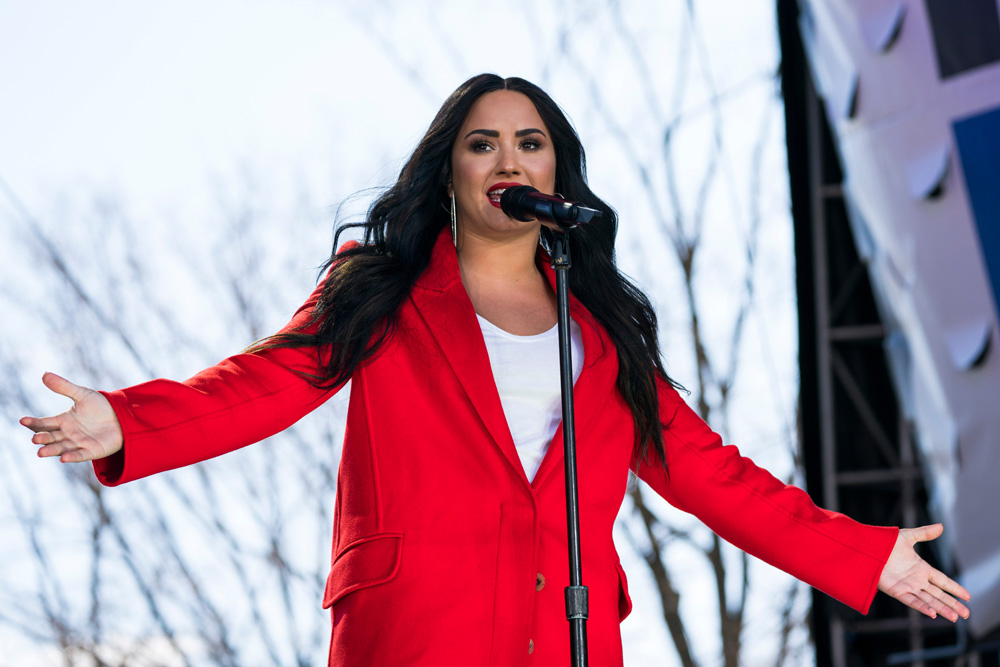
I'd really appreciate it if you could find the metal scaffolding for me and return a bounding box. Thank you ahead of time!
[777,1,971,664]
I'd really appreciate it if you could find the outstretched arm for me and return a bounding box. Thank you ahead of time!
[21,270,341,485]
[638,379,973,619]
[878,523,970,622]
[636,379,898,613]
[21,372,123,462]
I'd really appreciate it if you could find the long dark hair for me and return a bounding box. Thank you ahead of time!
[250,73,679,466]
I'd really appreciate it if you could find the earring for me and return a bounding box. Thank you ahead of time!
[450,192,457,248]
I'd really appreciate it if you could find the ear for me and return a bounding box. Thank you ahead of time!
[441,161,453,198]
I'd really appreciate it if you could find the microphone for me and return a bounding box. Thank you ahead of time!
[499,186,602,228]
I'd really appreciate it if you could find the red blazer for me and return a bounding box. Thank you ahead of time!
[94,228,897,666]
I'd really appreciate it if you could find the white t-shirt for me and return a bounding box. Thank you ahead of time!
[477,314,585,481]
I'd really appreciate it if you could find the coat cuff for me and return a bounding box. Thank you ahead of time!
[91,389,130,486]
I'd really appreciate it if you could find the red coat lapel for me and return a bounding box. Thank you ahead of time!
[408,227,620,493]
[409,229,530,488]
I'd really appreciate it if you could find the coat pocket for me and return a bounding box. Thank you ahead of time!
[323,533,403,609]
[615,562,633,621]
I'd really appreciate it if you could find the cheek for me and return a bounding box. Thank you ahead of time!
[535,156,558,189]
[452,157,486,192]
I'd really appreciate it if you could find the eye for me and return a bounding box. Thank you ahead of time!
[471,139,494,152]
[520,137,543,150]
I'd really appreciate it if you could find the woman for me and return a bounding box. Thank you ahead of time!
[22,74,969,666]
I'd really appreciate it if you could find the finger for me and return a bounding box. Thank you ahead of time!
[908,523,944,544]
[31,430,66,446]
[920,591,968,623]
[924,586,971,620]
[60,447,98,463]
[20,416,63,434]
[41,372,86,402]
[899,592,937,619]
[938,597,970,621]
[37,441,77,459]
[914,589,943,616]
[930,572,972,601]
[38,440,98,462]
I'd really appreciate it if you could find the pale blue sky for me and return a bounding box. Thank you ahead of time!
[0,2,803,664]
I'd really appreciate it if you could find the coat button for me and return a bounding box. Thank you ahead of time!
[536,573,545,591]
[529,639,534,654]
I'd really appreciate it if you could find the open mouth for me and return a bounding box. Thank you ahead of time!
[487,182,522,208]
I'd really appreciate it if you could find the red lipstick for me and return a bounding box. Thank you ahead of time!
[486,182,524,209]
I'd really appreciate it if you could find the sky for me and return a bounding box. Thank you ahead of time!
[0,1,805,665]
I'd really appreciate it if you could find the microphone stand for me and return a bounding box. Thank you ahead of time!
[551,229,589,667]
[500,186,598,665]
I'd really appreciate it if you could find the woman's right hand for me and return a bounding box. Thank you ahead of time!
[20,372,124,462]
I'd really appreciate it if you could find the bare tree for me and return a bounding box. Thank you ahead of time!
[1,172,344,666]
[532,2,809,664]
[1,1,806,665]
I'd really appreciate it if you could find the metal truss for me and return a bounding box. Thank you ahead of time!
[777,1,970,664]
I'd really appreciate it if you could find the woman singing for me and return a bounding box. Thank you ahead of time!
[21,73,970,666]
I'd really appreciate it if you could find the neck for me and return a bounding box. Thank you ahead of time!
[455,227,557,334]
[456,229,542,284]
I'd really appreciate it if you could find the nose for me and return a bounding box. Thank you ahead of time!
[495,144,521,176]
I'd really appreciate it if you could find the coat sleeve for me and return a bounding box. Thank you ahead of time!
[634,378,897,614]
[92,277,340,486]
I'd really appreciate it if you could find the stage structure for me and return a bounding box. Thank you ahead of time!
[778,0,1000,663]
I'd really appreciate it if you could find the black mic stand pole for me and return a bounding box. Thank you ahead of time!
[551,229,588,667]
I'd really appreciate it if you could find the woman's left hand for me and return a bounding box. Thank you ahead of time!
[878,524,971,622]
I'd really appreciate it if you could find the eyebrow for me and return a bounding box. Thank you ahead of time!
[463,128,548,140]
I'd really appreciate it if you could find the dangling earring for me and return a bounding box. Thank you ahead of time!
[450,192,457,248]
